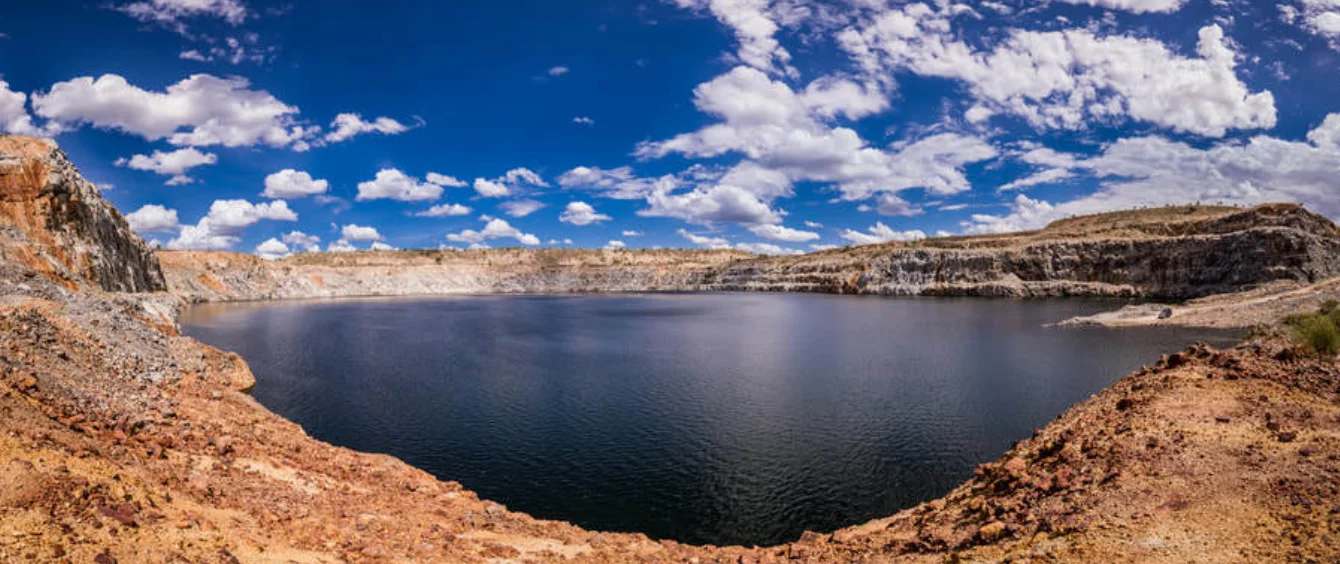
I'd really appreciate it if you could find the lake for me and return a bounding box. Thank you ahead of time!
[181,293,1241,547]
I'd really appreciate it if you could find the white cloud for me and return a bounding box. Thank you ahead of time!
[504,167,548,187]
[177,36,274,65]
[747,223,819,242]
[370,242,396,251]
[636,66,991,212]
[677,229,732,250]
[967,114,1340,233]
[1054,0,1189,13]
[473,178,511,198]
[839,222,927,246]
[0,80,54,137]
[558,166,671,200]
[357,168,444,202]
[473,168,547,198]
[255,238,289,260]
[33,74,318,149]
[735,241,804,255]
[622,230,645,237]
[573,116,595,125]
[262,169,328,199]
[803,220,823,228]
[341,224,383,242]
[998,167,1074,192]
[327,239,357,253]
[115,147,217,185]
[167,199,297,250]
[839,4,1275,137]
[668,0,798,77]
[810,243,838,251]
[604,240,627,250]
[426,172,467,187]
[414,203,472,217]
[548,66,570,77]
[125,204,180,233]
[115,0,248,32]
[324,113,411,143]
[446,218,541,246]
[641,183,784,225]
[281,230,321,252]
[1288,1,1340,48]
[500,199,547,218]
[559,201,612,225]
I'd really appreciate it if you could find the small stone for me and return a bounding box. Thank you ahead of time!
[979,521,1008,542]
[214,435,234,456]
[1277,431,1297,443]
[1215,416,1231,424]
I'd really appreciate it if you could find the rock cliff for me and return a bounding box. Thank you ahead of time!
[0,136,164,293]
[161,203,1340,303]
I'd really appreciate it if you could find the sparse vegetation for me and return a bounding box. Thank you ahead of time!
[1283,303,1340,357]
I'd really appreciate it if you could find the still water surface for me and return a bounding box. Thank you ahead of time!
[182,294,1240,546]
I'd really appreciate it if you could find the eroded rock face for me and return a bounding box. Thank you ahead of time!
[0,136,165,293]
[159,204,1340,303]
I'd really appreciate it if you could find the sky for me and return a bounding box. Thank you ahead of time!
[3,0,1340,258]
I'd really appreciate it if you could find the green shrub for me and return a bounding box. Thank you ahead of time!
[1283,305,1340,358]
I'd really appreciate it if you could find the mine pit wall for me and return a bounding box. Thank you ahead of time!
[160,216,1340,304]
[0,137,164,293]
[710,226,1340,299]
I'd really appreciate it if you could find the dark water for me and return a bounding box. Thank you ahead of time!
[181,294,1240,547]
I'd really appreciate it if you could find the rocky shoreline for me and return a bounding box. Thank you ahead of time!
[3,136,1339,562]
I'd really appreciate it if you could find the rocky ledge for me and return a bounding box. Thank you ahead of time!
[2,135,1338,562]
[160,203,1340,304]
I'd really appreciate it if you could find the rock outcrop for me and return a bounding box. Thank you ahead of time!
[0,136,164,293]
[160,203,1340,303]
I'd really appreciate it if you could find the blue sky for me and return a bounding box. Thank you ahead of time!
[3,0,1340,257]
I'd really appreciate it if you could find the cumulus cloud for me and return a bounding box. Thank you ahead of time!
[446,218,541,246]
[125,204,180,233]
[677,229,732,250]
[622,230,645,237]
[1286,0,1340,48]
[255,238,289,260]
[327,239,357,253]
[341,224,383,242]
[32,74,319,149]
[1054,0,1189,13]
[414,203,472,217]
[668,0,798,77]
[838,4,1275,137]
[0,80,54,137]
[500,199,547,218]
[356,169,444,202]
[604,240,626,250]
[425,172,467,187]
[262,169,328,199]
[114,0,248,32]
[747,223,819,242]
[115,147,217,185]
[558,166,672,200]
[559,201,612,225]
[323,113,411,143]
[966,114,1340,233]
[677,228,801,254]
[370,241,396,251]
[281,230,321,252]
[839,222,927,246]
[472,167,548,198]
[167,199,296,250]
